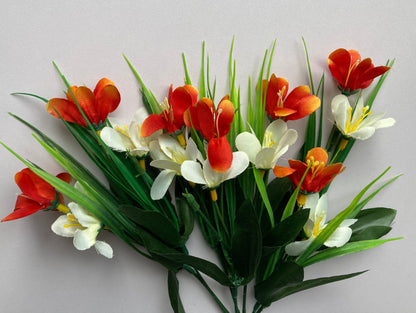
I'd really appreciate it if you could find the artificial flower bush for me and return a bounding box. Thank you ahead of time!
[1,39,400,313]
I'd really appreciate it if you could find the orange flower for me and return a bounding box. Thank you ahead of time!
[2,168,71,222]
[265,74,320,121]
[47,78,120,128]
[140,84,198,137]
[185,96,234,172]
[328,48,390,94]
[273,147,344,193]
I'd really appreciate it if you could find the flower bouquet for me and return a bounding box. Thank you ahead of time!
[1,39,401,313]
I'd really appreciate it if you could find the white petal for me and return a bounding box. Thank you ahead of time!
[350,97,364,127]
[94,240,114,258]
[235,132,261,163]
[181,160,206,185]
[69,202,99,226]
[310,193,328,225]
[266,119,288,147]
[150,159,181,173]
[331,95,350,134]
[51,215,77,237]
[350,126,376,140]
[285,237,314,256]
[373,117,395,129]
[224,152,249,181]
[158,135,186,160]
[324,226,352,247]
[203,159,225,188]
[132,107,149,125]
[255,147,277,169]
[185,138,203,162]
[149,140,168,161]
[303,218,315,238]
[340,219,357,227]
[100,127,134,152]
[150,170,176,200]
[73,226,99,250]
[304,193,320,211]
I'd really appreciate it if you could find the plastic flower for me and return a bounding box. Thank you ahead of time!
[273,147,344,194]
[235,119,298,170]
[328,48,390,94]
[331,94,395,140]
[47,78,120,128]
[265,74,320,121]
[100,108,161,158]
[184,96,234,172]
[285,193,356,256]
[181,151,249,190]
[51,202,113,259]
[2,168,71,222]
[149,135,203,200]
[140,84,198,137]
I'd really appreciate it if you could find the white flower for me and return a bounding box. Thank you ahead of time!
[100,108,161,157]
[285,193,356,256]
[51,202,113,259]
[149,135,203,200]
[331,94,395,140]
[181,151,249,189]
[235,120,297,169]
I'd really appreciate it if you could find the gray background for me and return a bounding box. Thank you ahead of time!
[0,1,414,312]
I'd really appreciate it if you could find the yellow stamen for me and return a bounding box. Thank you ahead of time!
[167,147,185,164]
[345,106,372,134]
[63,213,83,228]
[344,60,360,88]
[57,204,69,214]
[277,86,286,108]
[139,159,146,171]
[312,214,325,237]
[210,189,218,202]
[263,130,275,148]
[115,125,130,137]
[177,133,186,148]
[306,156,324,180]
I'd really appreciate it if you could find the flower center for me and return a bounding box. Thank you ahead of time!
[277,86,286,108]
[116,125,130,137]
[345,106,372,134]
[64,213,83,229]
[167,147,186,164]
[306,156,325,180]
[263,130,276,148]
[312,214,325,237]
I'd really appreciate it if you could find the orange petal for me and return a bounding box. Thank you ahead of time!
[306,147,329,165]
[57,172,72,184]
[1,196,44,222]
[208,136,233,172]
[46,98,86,126]
[328,48,351,88]
[74,86,99,125]
[183,85,199,104]
[140,114,168,137]
[216,98,234,137]
[273,107,297,118]
[359,65,390,89]
[170,86,195,128]
[285,95,320,120]
[273,166,296,178]
[283,85,311,109]
[15,168,56,202]
[95,82,120,122]
[196,98,215,140]
[348,50,361,66]
[266,75,288,117]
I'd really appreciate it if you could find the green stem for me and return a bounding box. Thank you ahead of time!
[230,286,240,313]
[243,285,247,313]
[184,265,230,313]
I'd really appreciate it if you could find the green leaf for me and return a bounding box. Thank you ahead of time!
[163,254,232,286]
[266,177,292,213]
[253,168,275,227]
[168,271,186,313]
[301,238,402,267]
[120,205,182,247]
[231,201,262,283]
[263,209,310,248]
[255,261,304,307]
[350,207,396,234]
[260,271,366,303]
[176,197,194,240]
[350,226,392,242]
